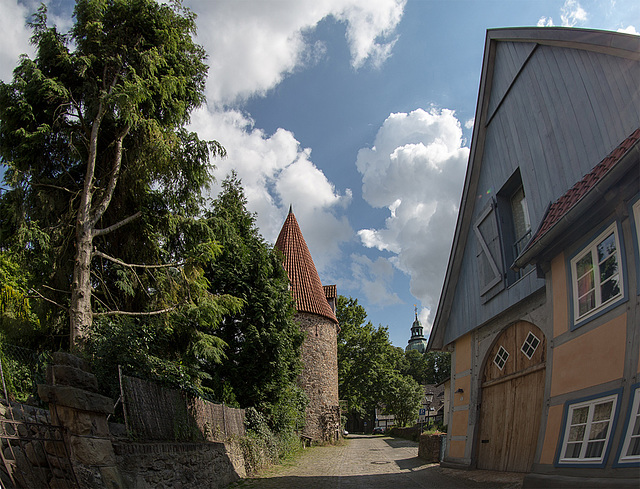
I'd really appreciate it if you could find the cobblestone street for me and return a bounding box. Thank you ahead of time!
[230,435,524,489]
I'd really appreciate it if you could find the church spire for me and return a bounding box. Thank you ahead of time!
[406,306,427,353]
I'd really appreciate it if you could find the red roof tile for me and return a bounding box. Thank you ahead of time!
[275,210,338,324]
[323,285,337,300]
[526,128,640,250]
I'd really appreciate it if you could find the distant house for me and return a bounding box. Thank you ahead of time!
[374,383,445,430]
[427,27,639,488]
[418,383,445,427]
[374,407,395,430]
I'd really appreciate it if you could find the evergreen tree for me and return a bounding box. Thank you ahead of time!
[0,0,225,350]
[204,173,305,429]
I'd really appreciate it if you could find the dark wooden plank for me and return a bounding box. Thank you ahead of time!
[534,46,579,197]
[584,51,624,142]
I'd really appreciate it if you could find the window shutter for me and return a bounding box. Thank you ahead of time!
[474,199,505,298]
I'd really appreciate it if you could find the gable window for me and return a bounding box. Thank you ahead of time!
[520,331,540,359]
[558,393,618,465]
[618,387,640,464]
[634,199,640,251]
[474,200,504,300]
[570,223,624,325]
[493,346,509,370]
[510,185,532,273]
[497,169,532,285]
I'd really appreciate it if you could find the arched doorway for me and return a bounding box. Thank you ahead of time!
[476,321,546,472]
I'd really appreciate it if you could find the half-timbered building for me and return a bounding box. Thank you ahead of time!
[427,27,640,488]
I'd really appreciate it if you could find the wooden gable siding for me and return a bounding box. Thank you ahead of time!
[487,41,536,119]
[479,44,640,226]
[442,41,640,346]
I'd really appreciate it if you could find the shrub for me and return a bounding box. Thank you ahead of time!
[241,407,303,474]
[0,340,50,404]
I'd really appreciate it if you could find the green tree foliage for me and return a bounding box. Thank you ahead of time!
[0,0,225,349]
[203,174,306,430]
[424,350,451,385]
[337,296,404,417]
[337,296,451,427]
[399,349,429,384]
[0,252,41,344]
[382,372,424,427]
[399,348,451,385]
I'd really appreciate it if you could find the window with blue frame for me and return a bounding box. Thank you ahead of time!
[570,223,625,326]
[557,393,619,466]
[617,386,640,465]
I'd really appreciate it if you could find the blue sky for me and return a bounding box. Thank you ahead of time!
[1,0,639,348]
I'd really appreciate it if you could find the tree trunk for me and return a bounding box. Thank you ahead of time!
[69,219,94,351]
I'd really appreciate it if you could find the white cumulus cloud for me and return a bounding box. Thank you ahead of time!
[561,0,588,27]
[181,0,406,273]
[537,16,555,27]
[189,107,353,273]
[186,0,406,104]
[355,108,468,326]
[537,0,588,28]
[347,254,402,306]
[0,0,33,83]
[618,25,639,35]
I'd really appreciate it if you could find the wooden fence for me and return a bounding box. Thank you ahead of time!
[120,374,245,442]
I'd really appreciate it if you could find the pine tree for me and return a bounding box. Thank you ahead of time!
[0,0,224,349]
[204,173,305,428]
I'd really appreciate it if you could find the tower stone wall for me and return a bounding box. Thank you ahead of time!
[295,312,340,441]
[275,209,340,442]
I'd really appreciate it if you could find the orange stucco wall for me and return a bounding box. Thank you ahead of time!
[453,375,470,407]
[550,313,627,397]
[451,409,469,437]
[551,253,569,338]
[449,439,466,459]
[446,334,472,461]
[455,333,472,373]
[539,404,564,465]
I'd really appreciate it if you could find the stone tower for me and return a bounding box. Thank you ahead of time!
[275,208,340,442]
[406,306,427,353]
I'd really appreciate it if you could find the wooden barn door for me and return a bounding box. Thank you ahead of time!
[477,321,546,472]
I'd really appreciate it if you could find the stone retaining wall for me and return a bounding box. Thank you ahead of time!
[33,352,249,489]
[0,402,77,488]
[418,433,444,463]
[114,441,245,489]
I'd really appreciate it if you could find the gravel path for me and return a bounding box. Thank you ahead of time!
[229,434,523,489]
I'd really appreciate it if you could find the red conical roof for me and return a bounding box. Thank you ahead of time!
[275,209,338,324]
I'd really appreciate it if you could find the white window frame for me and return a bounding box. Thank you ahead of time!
[559,394,618,465]
[521,331,540,359]
[618,387,640,464]
[493,346,509,370]
[570,223,624,325]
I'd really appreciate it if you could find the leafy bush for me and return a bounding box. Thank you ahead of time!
[84,316,210,403]
[241,407,303,474]
[0,340,50,404]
